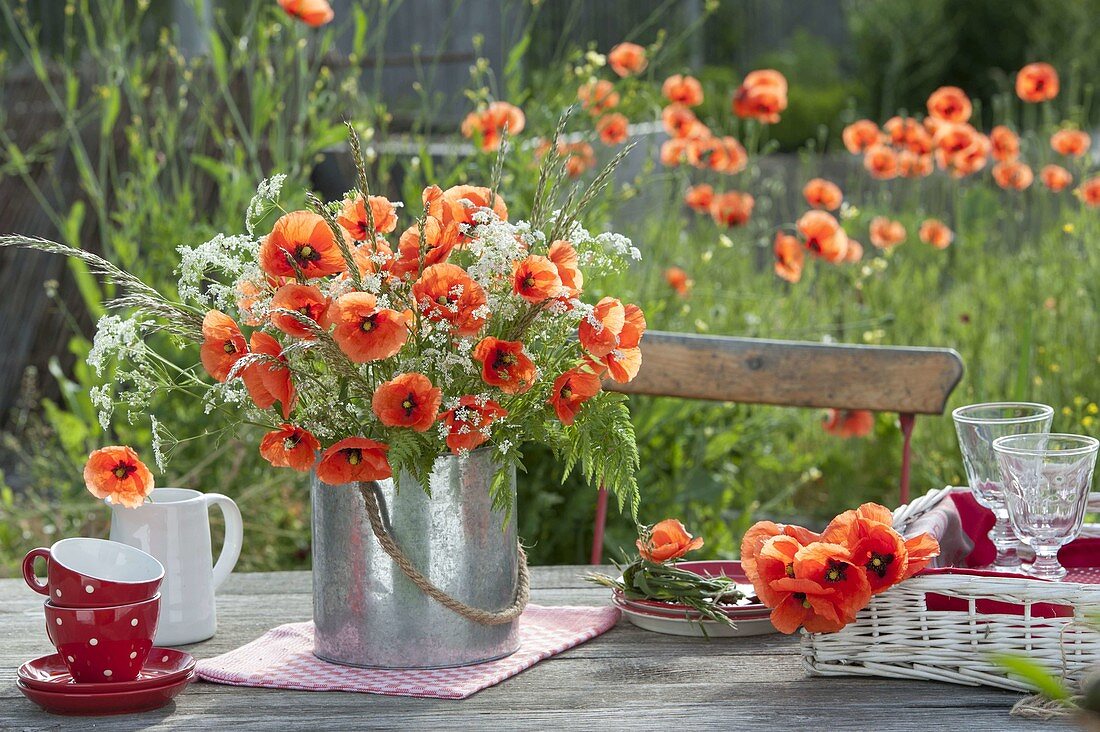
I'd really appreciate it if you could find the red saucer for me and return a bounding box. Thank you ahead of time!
[17,670,193,716]
[18,649,195,694]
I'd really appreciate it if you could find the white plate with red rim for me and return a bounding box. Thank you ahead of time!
[612,596,778,637]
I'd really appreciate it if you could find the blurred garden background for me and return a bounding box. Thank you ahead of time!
[0,0,1098,572]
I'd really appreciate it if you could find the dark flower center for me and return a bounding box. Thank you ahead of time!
[296,244,319,263]
[283,434,301,451]
[824,559,848,583]
[112,462,136,480]
[866,552,895,578]
[345,449,362,466]
[493,351,517,373]
[223,340,238,354]
[401,394,417,416]
[360,315,376,333]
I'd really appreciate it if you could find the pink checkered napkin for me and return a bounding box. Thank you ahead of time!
[195,605,620,699]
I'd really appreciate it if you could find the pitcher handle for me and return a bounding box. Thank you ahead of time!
[205,493,243,590]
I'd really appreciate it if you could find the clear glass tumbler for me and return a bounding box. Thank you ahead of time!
[952,402,1054,571]
[993,433,1098,580]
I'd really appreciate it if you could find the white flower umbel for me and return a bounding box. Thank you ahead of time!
[88,315,144,376]
[245,174,287,235]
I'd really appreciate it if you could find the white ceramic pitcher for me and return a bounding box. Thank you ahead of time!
[109,488,242,646]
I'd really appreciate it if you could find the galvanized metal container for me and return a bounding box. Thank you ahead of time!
[311,449,521,668]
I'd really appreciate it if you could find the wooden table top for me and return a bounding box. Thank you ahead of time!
[1,567,1066,731]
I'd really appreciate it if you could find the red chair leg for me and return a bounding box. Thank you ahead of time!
[899,412,916,505]
[590,484,609,565]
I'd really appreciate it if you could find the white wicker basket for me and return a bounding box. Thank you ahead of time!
[801,487,1100,691]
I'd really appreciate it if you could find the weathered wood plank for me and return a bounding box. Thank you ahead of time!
[0,571,1061,731]
[606,331,965,415]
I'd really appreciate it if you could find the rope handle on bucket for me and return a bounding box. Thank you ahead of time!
[357,484,530,625]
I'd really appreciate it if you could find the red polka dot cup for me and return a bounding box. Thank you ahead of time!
[44,594,160,683]
[23,538,163,608]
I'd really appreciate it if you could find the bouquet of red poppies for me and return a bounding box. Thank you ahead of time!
[3,124,643,511]
[741,503,940,633]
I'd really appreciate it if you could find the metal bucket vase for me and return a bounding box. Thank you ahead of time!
[311,449,522,669]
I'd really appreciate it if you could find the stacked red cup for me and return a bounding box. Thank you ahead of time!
[23,538,164,683]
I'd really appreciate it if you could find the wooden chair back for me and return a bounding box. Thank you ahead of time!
[590,331,964,563]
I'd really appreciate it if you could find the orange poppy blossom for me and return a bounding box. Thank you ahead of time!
[431,184,509,233]
[412,263,488,337]
[823,408,874,438]
[269,283,329,339]
[868,216,906,250]
[842,119,881,155]
[659,137,688,167]
[709,190,755,227]
[200,309,247,382]
[83,446,155,509]
[989,125,1020,162]
[992,160,1034,191]
[863,144,899,180]
[759,538,871,634]
[665,266,693,296]
[577,79,620,115]
[688,136,747,175]
[549,361,603,426]
[684,184,714,213]
[371,372,442,432]
[337,195,398,240]
[1051,129,1091,157]
[797,210,848,263]
[242,331,296,418]
[774,232,804,283]
[328,292,411,363]
[1077,176,1100,207]
[1040,164,1073,192]
[897,151,934,178]
[579,297,626,358]
[277,0,333,27]
[802,178,843,211]
[460,101,526,152]
[560,142,597,178]
[513,255,563,303]
[739,521,823,590]
[472,338,537,394]
[602,303,646,383]
[259,210,348,279]
[258,424,321,472]
[348,236,396,279]
[926,86,972,123]
[918,218,954,250]
[607,42,647,77]
[637,519,703,563]
[844,239,864,263]
[596,113,630,146]
[822,503,941,594]
[548,240,584,298]
[1016,62,1059,103]
[732,69,788,124]
[439,395,508,453]
[391,216,461,280]
[316,437,392,485]
[661,104,706,140]
[661,74,704,107]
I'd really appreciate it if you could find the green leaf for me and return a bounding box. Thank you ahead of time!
[66,258,105,318]
[208,32,229,87]
[100,85,121,139]
[991,654,1070,700]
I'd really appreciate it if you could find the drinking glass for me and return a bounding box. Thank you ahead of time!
[992,434,1098,580]
[952,402,1054,571]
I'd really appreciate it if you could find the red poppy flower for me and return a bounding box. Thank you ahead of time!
[868,217,905,249]
[577,80,620,115]
[83,446,155,509]
[898,151,934,178]
[733,69,788,124]
[992,160,1034,191]
[259,424,320,472]
[659,138,688,167]
[665,266,693,296]
[1040,164,1073,192]
[371,373,442,432]
[661,74,704,107]
[684,184,714,213]
[637,519,703,562]
[927,86,972,123]
[1051,129,1091,157]
[472,338,537,394]
[1080,176,1100,207]
[270,283,328,339]
[774,233,804,283]
[798,211,849,262]
[440,395,507,453]
[918,219,954,249]
[337,195,398,240]
[863,144,899,180]
[823,409,874,437]
[316,437,391,485]
[461,102,526,151]
[549,363,603,426]
[278,0,333,26]
[1016,62,1059,103]
[329,292,410,363]
[579,297,626,358]
[765,540,872,634]
[661,104,705,139]
[842,120,881,155]
[709,191,754,227]
[548,240,584,297]
[740,522,822,593]
[596,113,630,146]
[602,304,645,383]
[242,331,296,418]
[802,178,843,211]
[990,125,1020,162]
[902,533,941,579]
[844,239,864,262]
[608,42,647,77]
[412,263,488,337]
[390,216,460,280]
[200,310,246,382]
[513,255,563,303]
[259,210,347,279]
[560,142,597,178]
